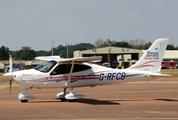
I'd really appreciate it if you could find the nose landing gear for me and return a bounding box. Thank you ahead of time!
[18,88,35,103]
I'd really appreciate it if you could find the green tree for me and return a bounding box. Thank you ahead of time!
[175,46,178,50]
[35,43,94,58]
[101,39,132,48]
[16,46,36,60]
[144,42,152,49]
[101,39,114,47]
[136,42,152,50]
[79,47,87,50]
[60,51,73,58]
[0,46,9,60]
[9,51,17,58]
[115,41,132,48]
[166,44,175,50]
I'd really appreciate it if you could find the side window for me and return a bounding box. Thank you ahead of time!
[73,64,91,73]
[50,64,91,75]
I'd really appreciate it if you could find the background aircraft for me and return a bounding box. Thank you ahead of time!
[3,38,170,102]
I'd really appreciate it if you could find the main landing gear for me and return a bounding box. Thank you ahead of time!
[57,87,85,102]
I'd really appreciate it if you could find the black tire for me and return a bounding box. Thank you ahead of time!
[21,100,28,103]
[68,99,76,102]
[60,98,67,102]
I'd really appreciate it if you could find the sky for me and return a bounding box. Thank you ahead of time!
[0,0,178,51]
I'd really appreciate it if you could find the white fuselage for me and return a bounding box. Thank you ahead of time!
[13,63,152,89]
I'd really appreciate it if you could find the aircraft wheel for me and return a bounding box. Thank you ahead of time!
[68,99,76,102]
[21,100,28,103]
[60,98,67,102]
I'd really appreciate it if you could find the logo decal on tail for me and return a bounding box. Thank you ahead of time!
[145,51,159,60]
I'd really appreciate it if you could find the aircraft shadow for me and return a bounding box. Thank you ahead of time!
[29,98,177,104]
[73,98,121,105]
[155,99,178,102]
[29,100,62,103]
[29,98,121,105]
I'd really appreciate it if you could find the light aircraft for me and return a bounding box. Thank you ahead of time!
[3,38,171,102]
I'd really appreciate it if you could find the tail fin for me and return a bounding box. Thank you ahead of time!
[128,38,169,72]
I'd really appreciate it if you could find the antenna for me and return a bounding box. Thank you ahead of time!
[67,42,68,58]
[52,40,53,56]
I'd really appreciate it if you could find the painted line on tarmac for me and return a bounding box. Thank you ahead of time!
[128,81,178,84]
[22,118,178,120]
[102,89,174,94]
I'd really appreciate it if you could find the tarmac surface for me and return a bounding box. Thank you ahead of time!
[0,78,178,120]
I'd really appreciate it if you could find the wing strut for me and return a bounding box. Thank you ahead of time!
[67,60,75,86]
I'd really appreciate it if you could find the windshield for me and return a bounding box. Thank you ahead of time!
[34,60,57,72]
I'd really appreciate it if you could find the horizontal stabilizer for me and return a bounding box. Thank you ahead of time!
[150,73,172,77]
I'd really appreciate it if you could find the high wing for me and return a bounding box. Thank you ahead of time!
[35,56,62,61]
[35,56,102,63]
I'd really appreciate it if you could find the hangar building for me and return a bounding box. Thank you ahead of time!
[74,46,142,64]
[74,47,178,64]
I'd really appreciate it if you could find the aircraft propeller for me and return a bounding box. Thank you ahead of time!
[3,55,14,95]
[9,78,12,94]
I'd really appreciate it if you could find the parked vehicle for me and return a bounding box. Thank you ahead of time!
[111,61,119,68]
[124,62,129,68]
[161,61,167,69]
[129,60,137,67]
[4,65,19,72]
[102,62,110,67]
[166,60,176,69]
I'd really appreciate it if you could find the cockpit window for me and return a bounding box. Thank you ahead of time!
[34,60,57,72]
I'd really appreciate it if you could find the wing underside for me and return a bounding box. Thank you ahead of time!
[35,56,102,63]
